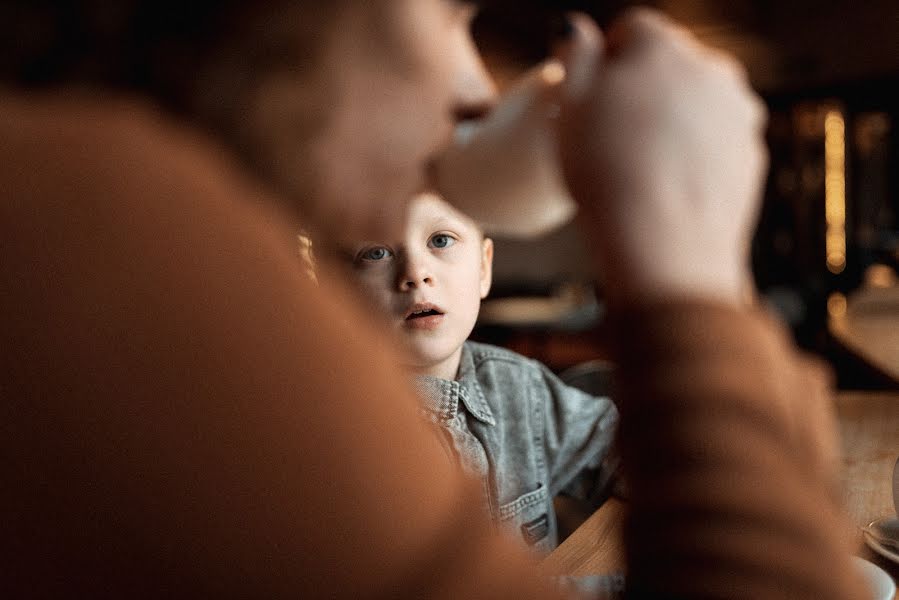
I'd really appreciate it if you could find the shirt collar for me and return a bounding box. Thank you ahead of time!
[414,344,496,426]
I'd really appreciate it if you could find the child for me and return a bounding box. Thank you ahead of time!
[345,192,619,554]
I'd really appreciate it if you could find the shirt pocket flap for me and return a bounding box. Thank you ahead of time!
[497,485,553,551]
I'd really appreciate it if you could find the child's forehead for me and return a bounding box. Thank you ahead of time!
[409,193,481,234]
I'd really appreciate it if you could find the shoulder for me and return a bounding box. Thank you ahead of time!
[0,91,278,220]
[463,342,560,404]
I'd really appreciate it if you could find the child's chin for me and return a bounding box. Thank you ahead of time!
[404,342,455,366]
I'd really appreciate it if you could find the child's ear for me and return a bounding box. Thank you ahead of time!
[479,237,494,299]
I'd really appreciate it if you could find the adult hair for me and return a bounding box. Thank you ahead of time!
[0,1,344,123]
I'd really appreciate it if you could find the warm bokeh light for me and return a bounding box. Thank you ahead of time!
[824,109,846,274]
[827,292,847,319]
[864,263,897,289]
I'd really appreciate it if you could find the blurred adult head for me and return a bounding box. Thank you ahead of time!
[0,0,498,242]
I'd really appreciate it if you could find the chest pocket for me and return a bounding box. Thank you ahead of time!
[497,484,554,553]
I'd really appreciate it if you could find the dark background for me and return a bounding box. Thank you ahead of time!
[469,0,899,388]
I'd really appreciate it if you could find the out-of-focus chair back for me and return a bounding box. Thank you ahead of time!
[554,358,619,542]
[558,359,616,398]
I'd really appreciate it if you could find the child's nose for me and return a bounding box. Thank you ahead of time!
[399,276,431,291]
[398,257,433,291]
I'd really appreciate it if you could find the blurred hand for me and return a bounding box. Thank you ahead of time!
[555,9,768,308]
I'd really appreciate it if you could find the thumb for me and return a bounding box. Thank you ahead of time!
[553,12,605,102]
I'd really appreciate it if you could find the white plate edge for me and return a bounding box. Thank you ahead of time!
[853,554,897,600]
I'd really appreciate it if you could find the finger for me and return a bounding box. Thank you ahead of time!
[537,59,566,117]
[605,7,670,54]
[606,7,697,58]
[499,58,566,120]
[557,12,605,102]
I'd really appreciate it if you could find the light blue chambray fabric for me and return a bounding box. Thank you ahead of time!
[415,341,619,555]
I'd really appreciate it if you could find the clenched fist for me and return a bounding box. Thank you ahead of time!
[556,9,768,308]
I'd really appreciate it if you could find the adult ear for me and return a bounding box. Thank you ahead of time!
[480,237,494,299]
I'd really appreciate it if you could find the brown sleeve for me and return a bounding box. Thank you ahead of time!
[611,303,868,599]
[0,97,563,600]
[1,95,867,600]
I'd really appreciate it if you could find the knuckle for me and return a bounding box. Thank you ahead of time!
[722,54,749,80]
[621,6,668,28]
[703,48,747,82]
[612,7,682,52]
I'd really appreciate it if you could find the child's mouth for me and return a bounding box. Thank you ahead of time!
[404,304,445,330]
[406,308,442,320]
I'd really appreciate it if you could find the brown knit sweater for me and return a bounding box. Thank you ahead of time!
[613,305,865,599]
[0,93,867,599]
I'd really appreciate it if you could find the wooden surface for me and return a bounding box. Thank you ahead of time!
[540,497,625,577]
[830,286,899,383]
[837,392,899,582]
[543,392,899,584]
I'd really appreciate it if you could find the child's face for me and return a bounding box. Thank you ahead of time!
[348,193,493,378]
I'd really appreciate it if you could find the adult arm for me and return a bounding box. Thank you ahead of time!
[555,10,867,599]
[613,301,861,599]
[0,95,564,600]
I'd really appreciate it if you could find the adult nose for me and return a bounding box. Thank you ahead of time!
[397,252,434,291]
[451,31,499,122]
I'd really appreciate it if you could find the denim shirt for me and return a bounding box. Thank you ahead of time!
[415,341,619,555]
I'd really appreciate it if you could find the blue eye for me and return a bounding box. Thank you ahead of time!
[429,234,455,249]
[359,246,393,262]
